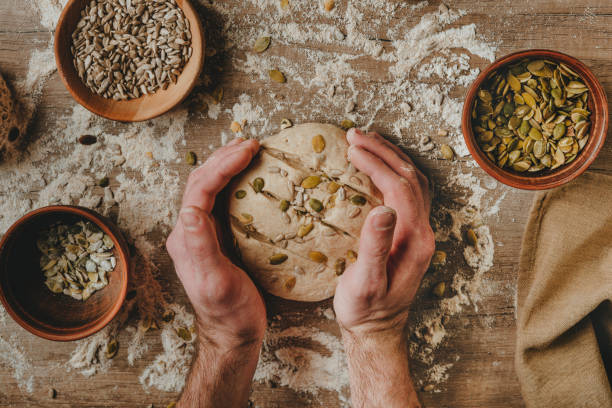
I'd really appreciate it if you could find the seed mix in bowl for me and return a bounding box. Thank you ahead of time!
[472,59,591,173]
[71,0,193,100]
[37,220,116,301]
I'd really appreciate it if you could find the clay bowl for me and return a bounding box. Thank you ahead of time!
[54,0,205,122]
[462,49,608,190]
[0,206,129,341]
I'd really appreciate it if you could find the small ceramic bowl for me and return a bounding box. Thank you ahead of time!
[462,49,608,190]
[0,206,129,341]
[54,0,205,122]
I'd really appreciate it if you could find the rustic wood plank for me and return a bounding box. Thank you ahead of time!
[0,0,610,407]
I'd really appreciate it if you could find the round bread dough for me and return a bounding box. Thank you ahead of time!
[228,123,382,302]
[0,72,25,161]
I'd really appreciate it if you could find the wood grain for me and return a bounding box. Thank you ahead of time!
[0,0,610,407]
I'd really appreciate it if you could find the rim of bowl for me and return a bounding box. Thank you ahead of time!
[54,0,205,122]
[0,206,129,341]
[462,49,608,190]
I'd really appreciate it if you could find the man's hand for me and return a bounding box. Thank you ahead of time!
[167,138,266,408]
[334,128,435,408]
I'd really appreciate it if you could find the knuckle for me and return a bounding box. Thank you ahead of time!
[207,274,239,306]
[418,226,436,261]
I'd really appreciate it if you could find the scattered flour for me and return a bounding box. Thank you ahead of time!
[1,0,514,401]
[0,335,34,393]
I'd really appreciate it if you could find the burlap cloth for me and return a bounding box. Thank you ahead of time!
[516,172,612,407]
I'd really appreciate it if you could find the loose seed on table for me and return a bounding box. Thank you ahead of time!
[269,69,286,83]
[78,135,97,145]
[185,151,197,165]
[432,282,446,298]
[253,36,271,53]
[341,119,355,130]
[98,177,110,187]
[440,144,454,160]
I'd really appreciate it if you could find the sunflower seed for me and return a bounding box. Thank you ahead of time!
[348,207,361,218]
[294,266,305,275]
[269,69,286,83]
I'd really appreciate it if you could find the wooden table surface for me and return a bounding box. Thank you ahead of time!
[0,0,610,407]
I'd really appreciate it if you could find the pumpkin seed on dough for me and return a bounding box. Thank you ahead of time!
[327,181,340,193]
[253,177,265,192]
[238,213,253,224]
[280,199,290,212]
[346,250,358,263]
[350,195,367,206]
[297,223,314,238]
[301,175,322,189]
[253,36,271,53]
[235,190,247,199]
[269,69,286,83]
[312,134,326,153]
[230,121,242,133]
[335,258,346,276]
[284,276,297,290]
[269,253,288,265]
[309,251,328,263]
[309,198,323,212]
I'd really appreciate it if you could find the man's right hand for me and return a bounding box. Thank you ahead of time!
[334,128,435,408]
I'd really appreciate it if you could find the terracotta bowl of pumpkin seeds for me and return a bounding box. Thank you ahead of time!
[0,206,129,341]
[462,49,608,190]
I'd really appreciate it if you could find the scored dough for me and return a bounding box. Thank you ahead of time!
[228,123,382,302]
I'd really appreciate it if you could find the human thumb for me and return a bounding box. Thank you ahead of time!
[179,206,224,267]
[353,206,396,289]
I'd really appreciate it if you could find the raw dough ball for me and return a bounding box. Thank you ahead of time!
[0,73,25,161]
[228,123,382,302]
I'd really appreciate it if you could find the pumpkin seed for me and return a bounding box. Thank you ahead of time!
[284,276,297,290]
[78,135,97,145]
[309,251,328,263]
[301,175,322,189]
[440,144,454,160]
[309,198,323,212]
[185,151,197,166]
[269,253,288,265]
[346,250,358,263]
[177,327,192,342]
[230,121,242,133]
[340,119,355,130]
[297,223,314,238]
[253,177,265,192]
[350,195,367,206]
[98,177,110,187]
[269,69,286,83]
[335,258,346,276]
[324,0,335,11]
[312,134,326,153]
[253,36,271,53]
[432,282,445,298]
[327,181,340,193]
[280,199,290,212]
[280,118,293,129]
[466,229,478,246]
[106,339,118,359]
[431,250,447,266]
[162,310,175,323]
[238,213,253,224]
[235,190,247,199]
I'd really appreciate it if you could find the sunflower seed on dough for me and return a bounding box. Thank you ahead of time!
[338,187,346,201]
[328,169,343,177]
[315,264,326,274]
[348,207,361,218]
[279,240,288,248]
[323,228,336,236]
[273,234,285,243]
[280,169,288,177]
[285,232,296,240]
[282,212,291,224]
[294,266,305,275]
[268,166,280,173]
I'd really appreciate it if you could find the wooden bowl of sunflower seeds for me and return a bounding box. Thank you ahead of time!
[0,206,129,341]
[54,0,205,122]
[462,49,608,190]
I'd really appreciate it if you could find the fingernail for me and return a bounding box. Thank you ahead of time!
[373,206,396,231]
[347,145,359,160]
[180,207,202,231]
[346,128,363,143]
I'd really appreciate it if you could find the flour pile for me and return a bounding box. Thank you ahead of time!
[0,0,512,403]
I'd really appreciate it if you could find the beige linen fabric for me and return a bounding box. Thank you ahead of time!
[516,172,612,407]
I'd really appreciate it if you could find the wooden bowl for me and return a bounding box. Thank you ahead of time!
[54,0,205,122]
[0,206,129,341]
[462,49,608,190]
